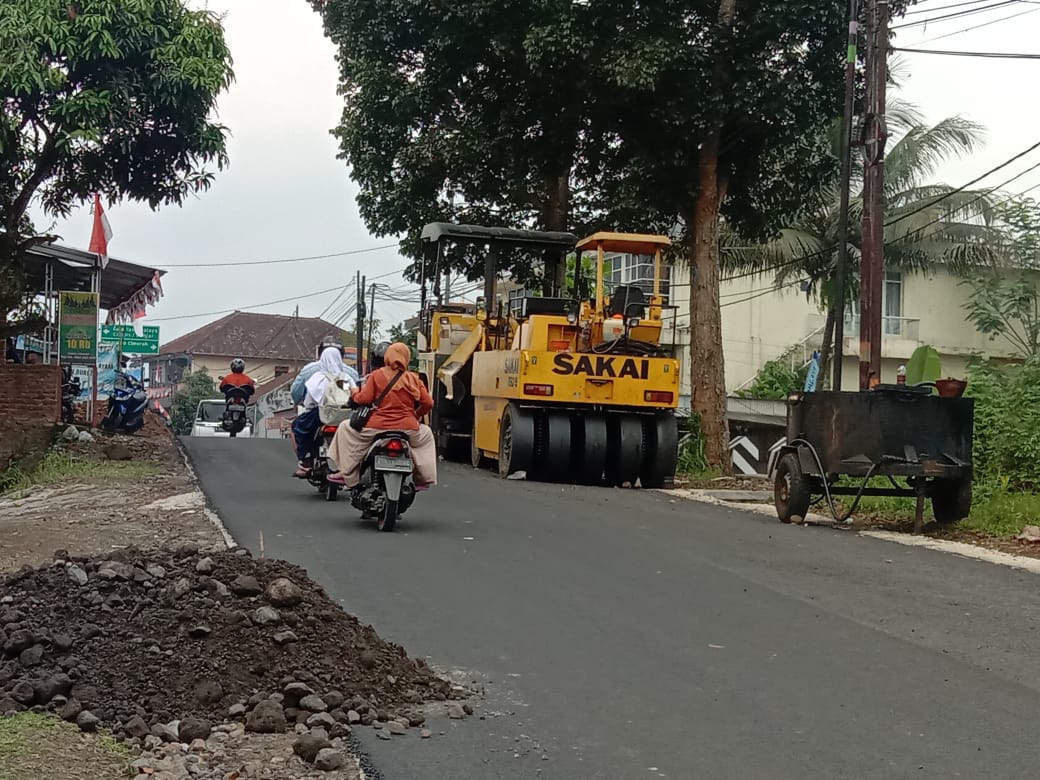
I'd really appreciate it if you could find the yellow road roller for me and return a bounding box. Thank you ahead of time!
[416,222,680,487]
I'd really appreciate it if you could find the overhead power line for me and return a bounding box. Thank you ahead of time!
[910,4,1040,42]
[157,242,401,268]
[720,141,1040,284]
[892,0,1022,29]
[893,46,1040,58]
[148,266,413,323]
[719,178,1040,309]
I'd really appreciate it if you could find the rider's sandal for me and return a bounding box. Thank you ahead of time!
[326,472,347,485]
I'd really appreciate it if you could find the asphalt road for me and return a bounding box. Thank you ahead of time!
[183,437,1040,780]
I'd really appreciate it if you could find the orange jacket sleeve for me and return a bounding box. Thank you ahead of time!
[416,381,433,417]
[351,372,380,405]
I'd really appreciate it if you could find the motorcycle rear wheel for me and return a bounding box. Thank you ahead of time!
[377,497,398,532]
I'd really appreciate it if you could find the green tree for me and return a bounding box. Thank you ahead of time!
[586,0,907,469]
[387,321,419,369]
[170,368,217,435]
[962,274,1040,359]
[960,198,1040,359]
[309,0,606,291]
[723,106,1001,386]
[0,0,234,338]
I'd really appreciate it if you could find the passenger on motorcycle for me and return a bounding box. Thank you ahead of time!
[220,358,255,398]
[291,339,360,406]
[292,346,358,477]
[326,342,436,490]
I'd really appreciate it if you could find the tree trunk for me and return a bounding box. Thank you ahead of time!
[685,129,730,474]
[818,307,836,390]
[541,172,570,296]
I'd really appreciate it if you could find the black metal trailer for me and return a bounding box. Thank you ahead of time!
[772,386,974,532]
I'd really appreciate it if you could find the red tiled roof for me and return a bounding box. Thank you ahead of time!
[253,371,298,400]
[159,311,349,362]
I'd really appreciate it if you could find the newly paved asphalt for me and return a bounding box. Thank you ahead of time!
[183,437,1040,779]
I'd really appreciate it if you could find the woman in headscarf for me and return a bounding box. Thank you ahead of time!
[326,342,437,490]
[291,346,357,477]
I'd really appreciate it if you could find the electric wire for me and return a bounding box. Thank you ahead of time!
[156,243,401,268]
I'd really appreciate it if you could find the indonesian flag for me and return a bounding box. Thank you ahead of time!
[88,193,113,269]
[132,297,147,337]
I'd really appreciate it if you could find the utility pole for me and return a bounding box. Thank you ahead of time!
[367,283,377,357]
[859,0,888,389]
[355,272,366,374]
[832,0,859,392]
[444,268,452,303]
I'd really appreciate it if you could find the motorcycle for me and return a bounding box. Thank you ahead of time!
[349,431,417,532]
[220,386,251,437]
[101,369,148,435]
[60,365,81,424]
[304,424,342,502]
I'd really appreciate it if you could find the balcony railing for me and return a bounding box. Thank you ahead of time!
[844,315,921,342]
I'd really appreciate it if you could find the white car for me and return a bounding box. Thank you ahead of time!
[191,398,252,437]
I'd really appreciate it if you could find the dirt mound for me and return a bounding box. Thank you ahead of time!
[0,546,455,739]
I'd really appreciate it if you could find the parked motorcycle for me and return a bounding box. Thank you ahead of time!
[304,424,342,501]
[220,386,251,437]
[60,365,81,425]
[101,369,148,435]
[349,432,417,532]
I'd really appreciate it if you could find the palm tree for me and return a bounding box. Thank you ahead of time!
[723,100,1003,386]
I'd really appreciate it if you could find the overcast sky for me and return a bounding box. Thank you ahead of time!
[34,0,1040,343]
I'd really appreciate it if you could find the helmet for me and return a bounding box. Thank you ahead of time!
[230,358,245,373]
[317,335,343,359]
[370,341,391,370]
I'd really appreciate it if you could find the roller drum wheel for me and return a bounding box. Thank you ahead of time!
[605,414,644,487]
[572,413,608,486]
[498,403,535,478]
[541,411,573,483]
[639,414,679,489]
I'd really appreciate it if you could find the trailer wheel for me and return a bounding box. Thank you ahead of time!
[932,478,972,524]
[775,452,812,523]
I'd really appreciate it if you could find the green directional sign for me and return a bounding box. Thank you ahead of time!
[101,324,160,354]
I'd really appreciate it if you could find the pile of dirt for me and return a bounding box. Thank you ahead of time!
[0,545,457,741]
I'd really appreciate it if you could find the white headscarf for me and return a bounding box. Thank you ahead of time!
[304,347,354,407]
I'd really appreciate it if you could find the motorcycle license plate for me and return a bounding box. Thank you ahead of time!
[375,456,412,473]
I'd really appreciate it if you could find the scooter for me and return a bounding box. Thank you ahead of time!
[305,424,342,502]
[220,386,251,437]
[101,369,148,435]
[60,365,81,424]
[349,431,417,532]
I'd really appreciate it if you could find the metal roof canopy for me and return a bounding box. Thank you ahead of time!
[23,242,165,310]
[421,222,577,250]
[576,232,671,255]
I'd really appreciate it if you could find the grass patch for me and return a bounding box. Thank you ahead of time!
[821,477,1040,537]
[0,712,130,780]
[1,451,158,496]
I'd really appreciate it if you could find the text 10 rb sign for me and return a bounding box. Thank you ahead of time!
[58,291,98,363]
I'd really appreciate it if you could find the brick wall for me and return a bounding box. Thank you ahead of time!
[0,364,61,472]
[0,364,62,424]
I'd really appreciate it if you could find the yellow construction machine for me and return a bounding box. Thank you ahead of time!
[416,222,680,487]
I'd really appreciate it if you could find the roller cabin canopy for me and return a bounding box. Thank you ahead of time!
[420,222,578,250]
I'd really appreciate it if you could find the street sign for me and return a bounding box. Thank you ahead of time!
[58,291,98,363]
[101,324,160,354]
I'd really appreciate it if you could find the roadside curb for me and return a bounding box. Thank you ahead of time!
[173,435,237,550]
[663,488,1040,576]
